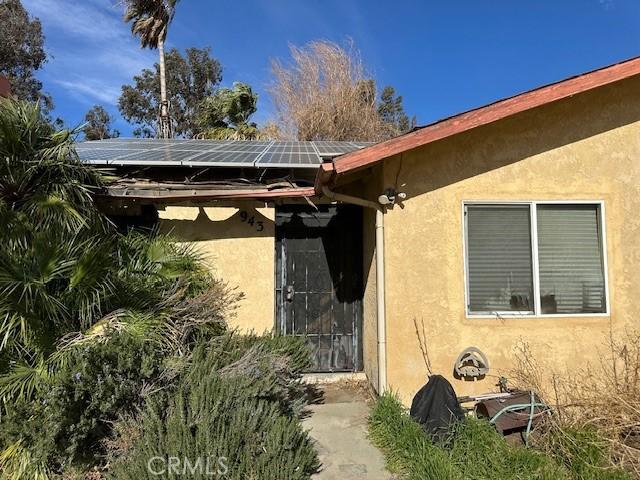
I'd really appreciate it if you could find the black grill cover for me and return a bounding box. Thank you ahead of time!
[409,375,465,441]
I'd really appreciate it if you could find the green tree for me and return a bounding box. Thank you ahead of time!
[83,105,120,140]
[119,47,222,138]
[196,82,262,140]
[0,0,52,110]
[0,98,204,402]
[123,0,179,138]
[378,85,415,136]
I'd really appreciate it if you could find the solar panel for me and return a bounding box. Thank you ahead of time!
[257,152,321,168]
[313,141,362,156]
[255,142,321,168]
[267,141,317,153]
[213,143,271,153]
[184,150,261,167]
[76,139,374,168]
[110,149,201,166]
[351,141,376,148]
[83,138,140,143]
[77,149,139,163]
[76,142,156,151]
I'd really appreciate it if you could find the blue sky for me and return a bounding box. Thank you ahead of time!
[22,0,640,136]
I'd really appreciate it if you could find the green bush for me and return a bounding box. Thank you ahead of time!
[0,334,165,475]
[199,332,312,416]
[110,333,319,480]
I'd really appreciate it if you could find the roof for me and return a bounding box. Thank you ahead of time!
[316,55,640,189]
[77,139,373,169]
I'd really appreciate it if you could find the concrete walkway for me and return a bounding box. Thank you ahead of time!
[302,384,392,480]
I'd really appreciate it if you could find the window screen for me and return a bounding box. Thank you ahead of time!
[466,206,534,313]
[536,205,606,314]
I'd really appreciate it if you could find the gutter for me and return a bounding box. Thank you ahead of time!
[321,185,387,394]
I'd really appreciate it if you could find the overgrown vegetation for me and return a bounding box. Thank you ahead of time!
[0,335,166,475]
[512,332,640,477]
[0,98,318,479]
[269,39,414,141]
[0,98,210,403]
[369,393,630,480]
[110,333,319,479]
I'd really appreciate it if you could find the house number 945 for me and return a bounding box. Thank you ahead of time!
[239,210,264,232]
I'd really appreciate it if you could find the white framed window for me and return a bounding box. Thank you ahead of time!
[463,201,609,317]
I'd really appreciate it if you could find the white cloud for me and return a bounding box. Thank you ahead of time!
[22,0,155,105]
[52,78,121,105]
[599,0,615,10]
[23,0,124,42]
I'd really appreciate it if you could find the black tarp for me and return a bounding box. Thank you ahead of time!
[410,375,465,441]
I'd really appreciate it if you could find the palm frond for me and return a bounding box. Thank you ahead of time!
[0,439,52,480]
[0,359,53,402]
[123,0,179,48]
[23,194,88,232]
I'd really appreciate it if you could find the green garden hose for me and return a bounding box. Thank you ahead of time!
[488,391,548,446]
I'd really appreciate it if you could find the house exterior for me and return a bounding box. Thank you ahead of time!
[86,56,640,404]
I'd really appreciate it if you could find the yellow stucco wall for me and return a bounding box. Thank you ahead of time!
[158,203,275,333]
[358,172,384,387]
[362,206,379,386]
[374,76,640,404]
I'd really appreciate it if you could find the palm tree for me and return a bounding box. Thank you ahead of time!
[123,0,179,139]
[196,82,263,140]
[0,99,221,479]
[0,98,204,402]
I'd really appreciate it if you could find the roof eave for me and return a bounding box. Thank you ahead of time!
[99,186,316,202]
[315,55,640,191]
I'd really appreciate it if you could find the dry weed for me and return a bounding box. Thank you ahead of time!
[511,331,640,477]
[414,317,433,376]
[269,39,395,141]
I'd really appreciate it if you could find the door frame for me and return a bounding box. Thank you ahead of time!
[274,204,363,372]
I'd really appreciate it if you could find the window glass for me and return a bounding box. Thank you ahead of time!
[537,205,606,314]
[466,206,534,313]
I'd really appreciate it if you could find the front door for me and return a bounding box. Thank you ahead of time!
[276,205,363,372]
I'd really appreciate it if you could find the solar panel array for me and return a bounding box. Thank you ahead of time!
[75,139,375,169]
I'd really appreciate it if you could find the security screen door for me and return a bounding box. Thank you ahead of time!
[275,205,363,372]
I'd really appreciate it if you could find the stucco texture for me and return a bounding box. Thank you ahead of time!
[366,76,640,404]
[158,203,275,333]
[357,172,384,389]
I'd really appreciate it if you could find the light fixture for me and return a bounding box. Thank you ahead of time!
[378,188,407,206]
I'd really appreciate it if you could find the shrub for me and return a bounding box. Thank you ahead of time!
[210,332,312,416]
[512,333,640,477]
[110,333,319,480]
[0,334,165,475]
[0,99,215,405]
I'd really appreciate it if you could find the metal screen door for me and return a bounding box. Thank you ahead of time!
[276,205,363,372]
